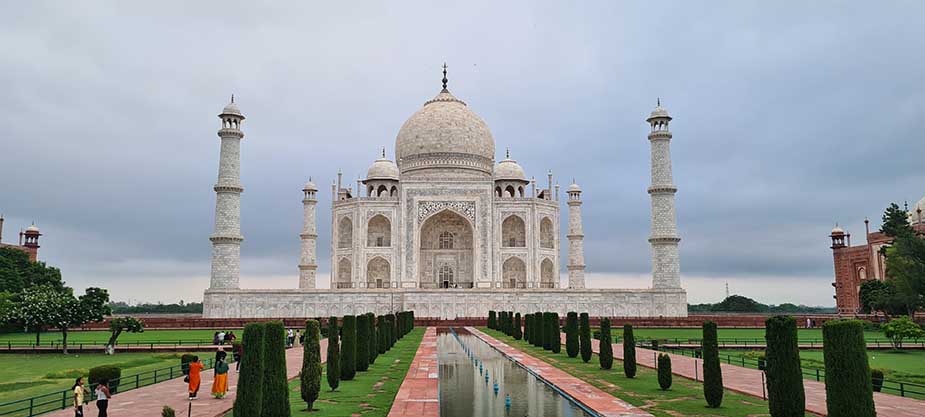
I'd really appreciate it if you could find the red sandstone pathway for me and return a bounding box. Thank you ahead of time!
[571,334,924,417]
[387,327,439,417]
[45,340,326,417]
[469,327,652,417]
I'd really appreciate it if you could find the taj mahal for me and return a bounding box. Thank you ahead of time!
[202,67,687,318]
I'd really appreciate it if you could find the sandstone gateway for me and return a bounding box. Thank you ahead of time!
[203,69,687,318]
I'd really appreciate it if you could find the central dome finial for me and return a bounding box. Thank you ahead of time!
[442,62,448,92]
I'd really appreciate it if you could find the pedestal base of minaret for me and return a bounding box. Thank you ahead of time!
[202,287,687,319]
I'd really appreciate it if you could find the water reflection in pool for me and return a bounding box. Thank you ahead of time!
[438,328,593,417]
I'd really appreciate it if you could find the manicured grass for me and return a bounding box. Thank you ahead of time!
[720,348,925,386]
[0,351,213,405]
[0,329,230,345]
[481,328,813,417]
[618,327,884,342]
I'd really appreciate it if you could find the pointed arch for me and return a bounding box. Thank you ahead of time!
[367,215,391,247]
[505,185,516,198]
[501,215,526,248]
[540,258,555,288]
[419,209,474,288]
[540,217,554,249]
[502,257,526,288]
[337,257,352,288]
[376,184,388,197]
[366,257,390,288]
[337,217,353,249]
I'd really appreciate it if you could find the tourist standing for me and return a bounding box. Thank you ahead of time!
[215,347,227,364]
[187,356,204,400]
[233,342,243,371]
[72,377,89,417]
[211,357,230,398]
[287,328,294,347]
[95,380,111,417]
[212,332,220,345]
[217,330,226,345]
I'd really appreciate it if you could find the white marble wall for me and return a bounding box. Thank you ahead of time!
[648,127,681,289]
[299,195,317,289]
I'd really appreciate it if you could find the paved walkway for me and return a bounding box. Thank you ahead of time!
[470,328,652,417]
[387,327,439,417]
[46,340,326,417]
[572,334,924,417]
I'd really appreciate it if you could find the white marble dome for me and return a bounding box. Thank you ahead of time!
[568,182,582,193]
[494,154,526,181]
[909,196,925,224]
[395,89,495,171]
[366,156,400,181]
[221,101,243,117]
[647,104,670,121]
[25,223,39,233]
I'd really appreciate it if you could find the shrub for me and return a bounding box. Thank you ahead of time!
[300,320,322,411]
[541,312,552,350]
[657,354,672,390]
[367,313,378,366]
[871,368,884,392]
[882,316,924,349]
[823,319,875,417]
[550,313,561,353]
[161,406,175,417]
[356,314,370,372]
[233,322,266,417]
[88,365,121,393]
[579,313,592,363]
[385,313,396,348]
[598,318,613,370]
[534,312,544,347]
[488,310,497,329]
[764,315,805,417]
[623,324,636,378]
[498,311,506,334]
[340,315,357,381]
[565,312,579,358]
[513,313,523,340]
[326,317,340,391]
[377,315,387,354]
[523,314,531,343]
[262,321,290,417]
[702,321,723,408]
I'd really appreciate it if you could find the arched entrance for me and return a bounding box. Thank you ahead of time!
[502,257,526,288]
[419,209,474,289]
[367,257,390,288]
[540,258,556,288]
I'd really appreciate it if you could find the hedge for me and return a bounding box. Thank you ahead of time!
[161,406,175,417]
[702,321,723,408]
[524,314,531,343]
[623,324,637,378]
[534,312,544,348]
[262,321,290,417]
[513,313,523,340]
[233,322,266,416]
[598,318,613,370]
[657,354,672,390]
[89,365,121,393]
[550,313,561,353]
[300,320,322,411]
[565,312,579,358]
[386,313,396,348]
[823,319,875,417]
[579,313,592,363]
[871,369,884,393]
[326,317,340,391]
[765,316,805,417]
[488,310,497,329]
[367,313,378,366]
[340,315,357,381]
[377,315,388,354]
[356,314,370,372]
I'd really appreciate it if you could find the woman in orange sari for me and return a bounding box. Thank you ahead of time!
[211,358,229,398]
[187,356,203,400]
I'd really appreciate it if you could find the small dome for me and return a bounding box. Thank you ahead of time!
[25,223,39,233]
[366,156,400,181]
[831,225,845,235]
[220,99,244,118]
[908,197,925,224]
[303,179,317,191]
[494,152,526,181]
[568,182,582,193]
[647,104,670,121]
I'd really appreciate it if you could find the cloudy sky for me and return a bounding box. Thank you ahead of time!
[2,1,922,306]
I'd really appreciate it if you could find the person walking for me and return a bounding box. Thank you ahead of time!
[233,341,243,371]
[72,377,89,417]
[217,330,226,345]
[212,332,220,345]
[211,357,230,398]
[95,380,111,417]
[187,356,203,400]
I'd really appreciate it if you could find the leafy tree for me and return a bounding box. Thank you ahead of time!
[262,321,290,417]
[565,312,578,358]
[106,316,145,354]
[356,314,370,372]
[881,202,913,239]
[882,316,924,349]
[823,320,875,417]
[702,321,723,408]
[233,322,266,417]
[713,295,766,312]
[300,320,322,411]
[623,324,637,378]
[340,315,357,380]
[7,286,110,352]
[598,318,613,370]
[579,313,592,363]
[108,301,203,314]
[0,247,65,295]
[513,313,523,340]
[368,313,378,365]
[326,317,340,391]
[657,354,672,390]
[884,234,925,315]
[765,316,805,417]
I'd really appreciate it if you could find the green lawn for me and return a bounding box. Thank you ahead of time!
[620,327,884,342]
[0,329,230,345]
[481,328,812,417]
[0,351,213,411]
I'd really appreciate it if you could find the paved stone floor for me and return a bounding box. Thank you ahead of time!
[470,328,652,417]
[574,334,925,417]
[386,327,439,417]
[46,340,326,417]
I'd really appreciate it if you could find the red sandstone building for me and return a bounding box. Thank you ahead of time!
[0,215,42,261]
[831,199,925,314]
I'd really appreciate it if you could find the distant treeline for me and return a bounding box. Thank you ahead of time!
[108,300,203,314]
[688,295,835,314]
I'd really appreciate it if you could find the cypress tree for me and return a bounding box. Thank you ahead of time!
[326,317,340,391]
[550,313,561,353]
[340,315,357,381]
[534,312,544,347]
[524,314,531,343]
[386,313,396,348]
[565,312,579,358]
[499,311,506,334]
[579,313,592,363]
[765,316,805,417]
[377,315,387,354]
[300,320,322,411]
[657,354,672,390]
[598,318,613,370]
[368,313,378,366]
[623,324,637,378]
[513,313,523,340]
[823,319,875,417]
[356,314,370,372]
[233,322,266,417]
[488,310,496,329]
[261,321,290,417]
[541,312,552,350]
[508,311,515,335]
[702,320,724,408]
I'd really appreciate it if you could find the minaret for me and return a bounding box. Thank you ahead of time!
[299,179,319,289]
[209,97,245,289]
[566,180,586,289]
[646,100,682,289]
